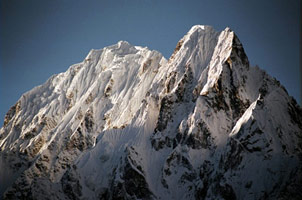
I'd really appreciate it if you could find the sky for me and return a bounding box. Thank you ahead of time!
[0,0,300,123]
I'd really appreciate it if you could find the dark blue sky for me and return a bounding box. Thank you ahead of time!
[0,0,300,123]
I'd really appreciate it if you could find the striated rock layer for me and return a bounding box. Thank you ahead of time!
[0,25,301,200]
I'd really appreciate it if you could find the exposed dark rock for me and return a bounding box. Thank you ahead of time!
[62,169,82,200]
[108,154,154,200]
[3,101,21,127]
[287,99,302,129]
[84,110,94,133]
[169,38,184,62]
[218,183,237,200]
[154,95,174,132]
[105,79,114,97]
[223,138,244,170]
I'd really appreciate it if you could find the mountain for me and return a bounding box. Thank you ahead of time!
[0,25,301,200]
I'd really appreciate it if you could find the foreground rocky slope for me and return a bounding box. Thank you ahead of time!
[0,25,301,200]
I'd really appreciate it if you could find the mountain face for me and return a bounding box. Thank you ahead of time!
[0,25,301,200]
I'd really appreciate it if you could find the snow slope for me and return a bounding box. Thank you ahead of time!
[0,25,301,200]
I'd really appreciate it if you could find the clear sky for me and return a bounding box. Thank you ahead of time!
[0,0,300,123]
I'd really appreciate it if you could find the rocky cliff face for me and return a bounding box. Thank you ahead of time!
[0,25,301,200]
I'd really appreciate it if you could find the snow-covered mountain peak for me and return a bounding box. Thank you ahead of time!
[84,40,155,65]
[111,40,139,55]
[0,25,301,200]
[187,25,215,34]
